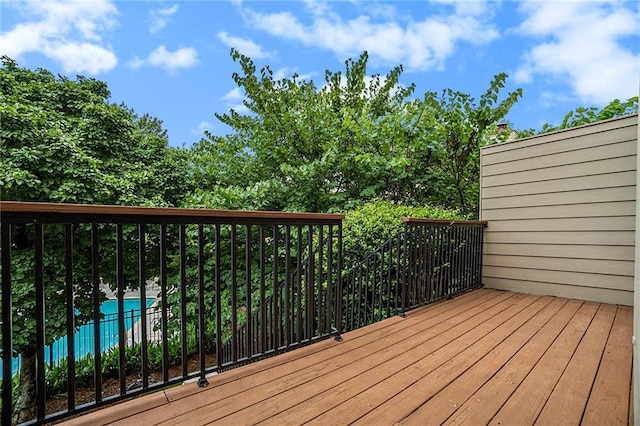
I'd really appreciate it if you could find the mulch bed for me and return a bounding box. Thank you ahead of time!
[45,353,216,418]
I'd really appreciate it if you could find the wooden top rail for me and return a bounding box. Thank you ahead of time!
[0,201,344,223]
[402,217,488,227]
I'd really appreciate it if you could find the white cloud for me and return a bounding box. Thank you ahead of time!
[240,2,498,71]
[303,0,331,17]
[431,0,489,17]
[271,67,316,82]
[539,91,573,108]
[222,87,243,102]
[148,46,197,70]
[127,56,145,70]
[0,0,118,74]
[191,121,213,135]
[48,42,117,74]
[515,1,640,105]
[218,31,272,58]
[129,45,198,72]
[222,87,249,114]
[149,4,179,34]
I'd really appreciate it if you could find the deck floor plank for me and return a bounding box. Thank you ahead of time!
[534,303,617,425]
[400,299,584,425]
[349,296,564,426]
[110,290,503,425]
[481,302,597,425]
[57,289,633,426]
[443,301,598,425]
[252,292,531,425]
[581,306,633,425]
[161,291,513,425]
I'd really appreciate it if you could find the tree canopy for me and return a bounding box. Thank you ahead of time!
[190,49,522,216]
[0,56,192,206]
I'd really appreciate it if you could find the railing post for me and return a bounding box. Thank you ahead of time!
[334,222,343,341]
[478,223,487,287]
[397,224,408,318]
[1,223,13,426]
[197,224,208,387]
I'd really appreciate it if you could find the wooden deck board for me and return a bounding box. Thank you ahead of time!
[399,299,582,426]
[59,289,633,426]
[582,305,633,425]
[111,290,500,425]
[353,296,564,425]
[261,292,530,425]
[485,302,598,425]
[155,291,512,425]
[534,303,617,425]
[447,302,598,425]
[256,292,531,425]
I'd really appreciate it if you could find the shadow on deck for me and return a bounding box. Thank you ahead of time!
[61,288,633,425]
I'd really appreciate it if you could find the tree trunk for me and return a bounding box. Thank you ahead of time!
[12,352,36,425]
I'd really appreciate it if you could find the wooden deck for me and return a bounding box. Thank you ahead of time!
[62,288,634,425]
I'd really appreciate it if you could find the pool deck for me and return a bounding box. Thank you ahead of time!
[100,282,161,300]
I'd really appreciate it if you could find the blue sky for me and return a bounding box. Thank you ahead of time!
[1,0,639,147]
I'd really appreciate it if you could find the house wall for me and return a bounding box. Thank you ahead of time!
[634,111,639,426]
[480,114,638,306]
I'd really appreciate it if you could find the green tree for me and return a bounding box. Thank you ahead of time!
[425,75,522,213]
[191,50,521,216]
[191,50,419,212]
[518,96,638,137]
[0,56,192,423]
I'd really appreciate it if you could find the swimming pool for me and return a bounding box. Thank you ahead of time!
[53,299,156,359]
[2,298,155,378]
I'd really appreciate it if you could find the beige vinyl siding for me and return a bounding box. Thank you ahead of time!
[482,187,636,210]
[484,231,635,246]
[482,171,636,199]
[483,277,632,306]
[482,156,636,188]
[484,244,635,261]
[480,114,638,306]
[483,201,635,220]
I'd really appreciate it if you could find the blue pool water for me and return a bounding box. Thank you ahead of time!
[1,299,155,379]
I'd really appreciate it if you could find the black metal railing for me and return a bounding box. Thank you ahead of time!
[342,232,404,332]
[221,232,338,365]
[341,218,487,332]
[1,202,486,426]
[0,202,343,425]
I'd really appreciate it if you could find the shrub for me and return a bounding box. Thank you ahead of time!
[342,200,464,268]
